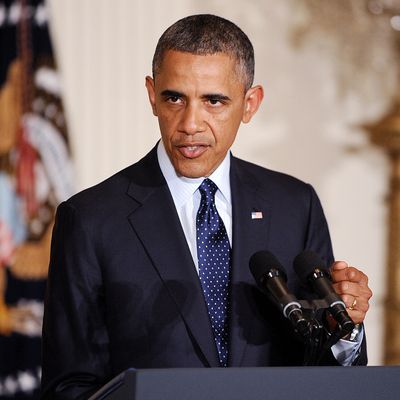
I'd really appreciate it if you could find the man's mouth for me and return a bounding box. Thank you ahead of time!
[177,145,208,159]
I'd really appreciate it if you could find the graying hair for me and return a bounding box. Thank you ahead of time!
[152,14,255,91]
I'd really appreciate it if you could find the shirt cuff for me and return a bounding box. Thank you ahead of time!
[331,325,364,366]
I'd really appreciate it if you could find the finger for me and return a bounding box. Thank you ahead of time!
[332,281,372,299]
[330,260,348,272]
[346,309,366,325]
[341,294,370,313]
[331,266,369,286]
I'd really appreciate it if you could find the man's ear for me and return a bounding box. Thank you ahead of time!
[242,85,264,123]
[145,76,158,116]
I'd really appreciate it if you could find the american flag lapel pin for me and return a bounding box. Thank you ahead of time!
[251,211,263,220]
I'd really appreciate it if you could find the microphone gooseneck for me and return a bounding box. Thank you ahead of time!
[249,251,310,338]
[293,250,355,335]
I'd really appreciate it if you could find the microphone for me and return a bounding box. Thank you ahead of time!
[293,250,355,335]
[249,251,310,338]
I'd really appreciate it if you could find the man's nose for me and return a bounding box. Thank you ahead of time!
[179,103,205,135]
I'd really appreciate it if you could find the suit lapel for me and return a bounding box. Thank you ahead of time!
[228,157,272,366]
[125,148,219,367]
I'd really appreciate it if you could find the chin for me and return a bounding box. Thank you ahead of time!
[177,170,205,179]
[174,162,209,179]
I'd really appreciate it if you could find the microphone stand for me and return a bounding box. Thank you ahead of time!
[297,299,350,366]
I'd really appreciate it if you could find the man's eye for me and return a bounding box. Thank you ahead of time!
[207,98,226,106]
[167,96,181,103]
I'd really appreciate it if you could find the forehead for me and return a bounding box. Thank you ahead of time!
[155,50,244,91]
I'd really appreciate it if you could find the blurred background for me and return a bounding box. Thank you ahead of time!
[1,0,400,398]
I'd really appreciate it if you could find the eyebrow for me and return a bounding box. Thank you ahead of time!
[160,90,231,102]
[201,93,231,102]
[161,90,184,98]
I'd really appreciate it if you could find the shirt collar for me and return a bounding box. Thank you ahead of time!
[157,140,231,208]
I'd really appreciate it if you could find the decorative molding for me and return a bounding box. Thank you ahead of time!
[364,104,400,364]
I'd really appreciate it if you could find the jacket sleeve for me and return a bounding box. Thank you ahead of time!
[304,184,368,366]
[304,184,334,267]
[41,202,110,399]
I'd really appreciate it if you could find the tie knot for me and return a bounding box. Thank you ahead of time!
[199,178,218,205]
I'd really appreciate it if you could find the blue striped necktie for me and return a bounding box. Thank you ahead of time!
[196,178,231,367]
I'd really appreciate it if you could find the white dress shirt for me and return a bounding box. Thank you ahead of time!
[156,140,362,365]
[157,140,232,272]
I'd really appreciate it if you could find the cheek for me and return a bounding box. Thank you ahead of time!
[158,111,178,135]
[210,114,241,145]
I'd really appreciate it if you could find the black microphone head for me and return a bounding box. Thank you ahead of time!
[249,251,287,284]
[293,250,330,283]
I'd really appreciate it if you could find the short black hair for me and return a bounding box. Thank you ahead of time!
[152,14,255,90]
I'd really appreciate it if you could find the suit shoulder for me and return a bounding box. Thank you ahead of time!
[59,160,151,225]
[232,156,312,195]
[63,147,159,214]
[66,167,130,209]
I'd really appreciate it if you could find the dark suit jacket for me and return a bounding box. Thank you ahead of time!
[41,146,367,399]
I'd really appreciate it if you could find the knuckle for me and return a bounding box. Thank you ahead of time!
[339,281,349,293]
[330,271,339,283]
[342,294,351,305]
[364,288,373,299]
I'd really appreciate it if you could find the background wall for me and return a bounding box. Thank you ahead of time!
[47,0,398,365]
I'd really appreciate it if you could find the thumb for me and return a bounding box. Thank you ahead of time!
[331,260,349,272]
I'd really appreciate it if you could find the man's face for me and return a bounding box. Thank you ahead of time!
[146,50,263,178]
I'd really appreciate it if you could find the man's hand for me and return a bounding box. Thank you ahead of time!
[330,261,373,325]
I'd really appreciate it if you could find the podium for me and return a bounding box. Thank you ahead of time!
[89,366,400,400]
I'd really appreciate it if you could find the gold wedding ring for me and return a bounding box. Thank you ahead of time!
[348,298,357,311]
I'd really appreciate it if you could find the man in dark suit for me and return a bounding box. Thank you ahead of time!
[41,14,373,399]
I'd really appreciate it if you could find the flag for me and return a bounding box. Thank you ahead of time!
[0,0,73,398]
[251,211,263,220]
